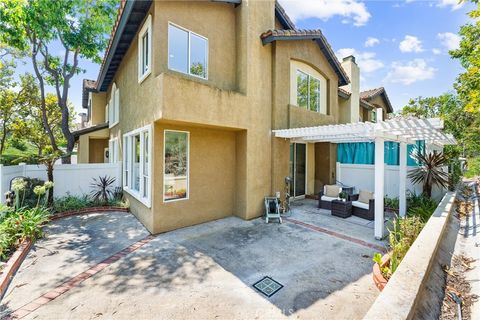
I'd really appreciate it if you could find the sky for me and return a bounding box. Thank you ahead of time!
[14,0,474,115]
[279,0,474,111]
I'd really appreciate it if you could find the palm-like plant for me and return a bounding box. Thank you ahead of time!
[90,176,116,205]
[408,151,449,197]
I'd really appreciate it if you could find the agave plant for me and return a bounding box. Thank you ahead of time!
[90,176,116,205]
[408,151,449,197]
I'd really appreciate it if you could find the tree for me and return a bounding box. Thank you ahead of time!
[400,93,480,158]
[408,151,449,197]
[0,0,118,163]
[11,75,74,157]
[451,0,480,112]
[0,74,39,156]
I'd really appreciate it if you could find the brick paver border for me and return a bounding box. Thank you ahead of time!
[284,217,387,252]
[0,240,33,301]
[6,234,156,319]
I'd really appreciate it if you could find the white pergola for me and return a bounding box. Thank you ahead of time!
[273,110,456,239]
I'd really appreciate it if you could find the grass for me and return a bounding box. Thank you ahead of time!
[0,144,39,165]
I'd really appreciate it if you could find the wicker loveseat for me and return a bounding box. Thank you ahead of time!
[348,191,375,220]
[318,185,342,210]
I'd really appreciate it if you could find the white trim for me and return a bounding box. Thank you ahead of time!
[138,15,152,84]
[123,124,152,208]
[109,83,120,128]
[108,137,119,163]
[163,129,190,203]
[290,142,307,199]
[167,22,209,80]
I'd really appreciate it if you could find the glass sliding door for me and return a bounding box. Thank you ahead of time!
[289,143,307,198]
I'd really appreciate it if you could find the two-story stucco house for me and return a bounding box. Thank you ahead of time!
[74,0,393,234]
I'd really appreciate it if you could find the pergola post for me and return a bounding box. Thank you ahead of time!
[399,142,407,217]
[374,137,385,239]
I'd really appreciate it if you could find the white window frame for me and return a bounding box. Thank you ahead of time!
[123,125,152,207]
[167,22,209,80]
[163,130,190,203]
[296,69,321,113]
[138,15,152,83]
[108,83,119,127]
[108,138,119,163]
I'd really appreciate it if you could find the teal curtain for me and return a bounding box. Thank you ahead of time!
[407,140,425,166]
[384,141,399,165]
[337,140,425,166]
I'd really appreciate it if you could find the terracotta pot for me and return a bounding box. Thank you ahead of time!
[373,254,390,291]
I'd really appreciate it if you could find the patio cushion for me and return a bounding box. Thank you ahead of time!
[324,185,341,197]
[321,195,338,202]
[352,200,369,210]
[358,190,374,204]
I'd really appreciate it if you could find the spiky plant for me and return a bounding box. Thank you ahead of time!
[408,151,449,197]
[90,176,116,205]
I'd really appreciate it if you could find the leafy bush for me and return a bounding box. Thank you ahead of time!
[384,196,399,210]
[373,216,425,279]
[448,159,462,191]
[53,194,129,213]
[464,157,480,178]
[90,176,116,205]
[407,192,438,222]
[0,206,50,261]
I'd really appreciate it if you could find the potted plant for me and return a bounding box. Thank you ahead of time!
[339,191,347,202]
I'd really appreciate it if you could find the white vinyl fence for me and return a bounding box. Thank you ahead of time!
[336,163,447,201]
[0,163,122,204]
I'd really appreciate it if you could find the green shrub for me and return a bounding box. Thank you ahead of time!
[0,206,50,261]
[464,157,480,178]
[388,216,424,274]
[407,192,438,222]
[53,194,129,213]
[384,196,399,210]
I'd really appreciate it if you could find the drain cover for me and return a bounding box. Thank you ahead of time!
[253,276,283,297]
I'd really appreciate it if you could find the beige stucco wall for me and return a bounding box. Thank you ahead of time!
[368,95,390,119]
[151,122,237,233]
[89,139,108,163]
[77,128,109,164]
[90,0,346,233]
[90,92,107,125]
[270,37,340,198]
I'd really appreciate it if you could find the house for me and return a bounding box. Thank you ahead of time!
[74,0,394,234]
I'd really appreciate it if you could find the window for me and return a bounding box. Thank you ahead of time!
[296,70,320,112]
[108,83,119,127]
[109,138,118,163]
[164,130,189,202]
[168,23,208,79]
[123,125,152,207]
[138,15,152,83]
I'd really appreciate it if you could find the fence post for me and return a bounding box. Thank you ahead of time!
[18,162,27,177]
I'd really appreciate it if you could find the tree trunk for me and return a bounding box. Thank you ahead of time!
[0,124,7,155]
[46,161,54,206]
[30,44,58,152]
[59,99,74,164]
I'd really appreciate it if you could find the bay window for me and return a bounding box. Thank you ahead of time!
[123,125,152,207]
[164,130,189,202]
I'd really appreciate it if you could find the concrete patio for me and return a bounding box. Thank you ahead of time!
[1,203,389,319]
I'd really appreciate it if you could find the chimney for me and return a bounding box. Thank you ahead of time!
[341,55,360,123]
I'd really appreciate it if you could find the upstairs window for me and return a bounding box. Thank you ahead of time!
[108,83,119,127]
[138,15,152,83]
[168,23,208,79]
[296,70,321,112]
